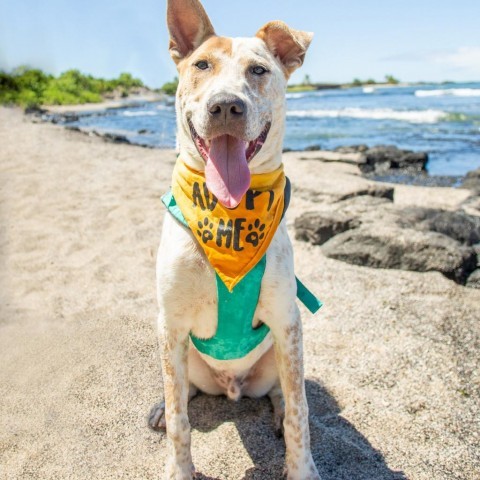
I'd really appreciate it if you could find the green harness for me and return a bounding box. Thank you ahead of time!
[162,185,322,361]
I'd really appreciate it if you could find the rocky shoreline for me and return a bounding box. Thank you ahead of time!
[293,153,480,288]
[27,106,158,147]
[27,106,471,184]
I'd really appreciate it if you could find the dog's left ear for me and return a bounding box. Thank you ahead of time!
[167,0,216,64]
[256,21,313,75]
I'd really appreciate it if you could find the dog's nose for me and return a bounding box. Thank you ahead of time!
[207,94,246,119]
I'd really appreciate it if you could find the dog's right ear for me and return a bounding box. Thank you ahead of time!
[167,0,216,64]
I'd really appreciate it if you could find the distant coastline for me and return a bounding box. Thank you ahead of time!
[7,67,479,181]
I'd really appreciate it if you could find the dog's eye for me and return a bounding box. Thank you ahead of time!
[195,61,209,70]
[251,66,268,76]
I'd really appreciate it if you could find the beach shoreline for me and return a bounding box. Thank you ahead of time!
[1,107,479,479]
[29,105,472,189]
[24,80,480,179]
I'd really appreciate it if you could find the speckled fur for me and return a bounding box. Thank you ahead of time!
[152,1,318,479]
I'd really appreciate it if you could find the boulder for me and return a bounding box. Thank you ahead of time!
[359,145,428,174]
[334,144,369,153]
[462,168,480,194]
[99,132,131,144]
[321,226,477,284]
[461,195,480,217]
[24,105,47,115]
[304,144,322,151]
[294,212,359,245]
[338,185,394,202]
[397,207,480,246]
[466,269,480,289]
[46,112,80,124]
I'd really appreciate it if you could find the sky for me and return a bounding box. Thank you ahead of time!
[1,0,480,88]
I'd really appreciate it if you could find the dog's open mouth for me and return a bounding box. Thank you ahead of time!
[188,121,271,209]
[188,121,271,165]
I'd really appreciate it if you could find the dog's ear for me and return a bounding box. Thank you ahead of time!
[167,0,216,63]
[256,21,313,75]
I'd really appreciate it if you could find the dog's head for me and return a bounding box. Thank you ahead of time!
[167,0,313,208]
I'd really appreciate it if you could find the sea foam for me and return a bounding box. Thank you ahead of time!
[286,91,325,99]
[123,110,159,117]
[286,108,446,124]
[415,88,480,98]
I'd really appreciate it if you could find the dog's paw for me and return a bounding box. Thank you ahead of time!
[148,401,166,431]
[284,460,321,480]
[165,458,195,480]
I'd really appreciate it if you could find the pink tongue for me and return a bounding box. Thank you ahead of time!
[205,135,250,208]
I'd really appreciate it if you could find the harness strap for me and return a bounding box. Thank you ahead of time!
[162,186,322,315]
[191,256,270,360]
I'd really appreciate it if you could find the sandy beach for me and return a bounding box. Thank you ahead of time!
[0,106,479,479]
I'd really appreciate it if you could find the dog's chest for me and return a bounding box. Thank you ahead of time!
[158,213,295,342]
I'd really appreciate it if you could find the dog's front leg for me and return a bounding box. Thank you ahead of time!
[159,313,194,480]
[272,305,320,480]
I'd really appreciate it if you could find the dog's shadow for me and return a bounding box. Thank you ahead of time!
[188,380,406,480]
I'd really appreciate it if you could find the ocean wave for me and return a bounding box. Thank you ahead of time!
[285,91,325,99]
[415,88,480,97]
[286,108,447,123]
[286,92,308,99]
[123,110,159,117]
[363,87,375,94]
[156,103,174,110]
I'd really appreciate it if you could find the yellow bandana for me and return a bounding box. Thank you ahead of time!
[172,161,286,291]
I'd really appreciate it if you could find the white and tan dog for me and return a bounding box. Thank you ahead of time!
[149,0,319,478]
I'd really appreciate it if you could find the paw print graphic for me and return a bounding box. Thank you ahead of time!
[245,219,266,247]
[196,218,214,244]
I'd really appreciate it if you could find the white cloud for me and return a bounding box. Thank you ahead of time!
[430,46,480,73]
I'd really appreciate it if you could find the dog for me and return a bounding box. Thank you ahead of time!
[149,1,320,478]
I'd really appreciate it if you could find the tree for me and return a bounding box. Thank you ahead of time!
[385,74,399,85]
[160,77,179,96]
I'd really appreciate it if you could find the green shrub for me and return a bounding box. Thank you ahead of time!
[115,72,144,89]
[160,77,179,96]
[0,67,146,106]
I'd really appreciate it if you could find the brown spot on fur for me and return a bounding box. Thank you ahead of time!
[201,36,233,56]
[285,323,300,338]
[176,36,234,98]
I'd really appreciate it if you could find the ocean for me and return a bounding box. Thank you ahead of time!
[66,82,480,177]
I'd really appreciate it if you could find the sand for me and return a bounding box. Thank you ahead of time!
[0,107,478,480]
